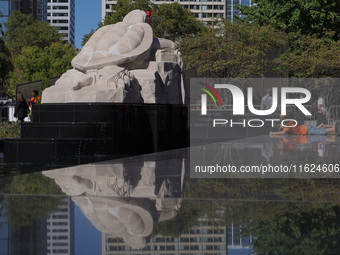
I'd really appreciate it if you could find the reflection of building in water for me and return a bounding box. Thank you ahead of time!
[46,198,75,255]
[0,202,11,254]
[103,215,252,254]
[0,201,46,254]
[0,198,74,255]
[228,224,252,252]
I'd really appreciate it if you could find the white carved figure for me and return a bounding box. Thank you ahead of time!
[42,10,186,104]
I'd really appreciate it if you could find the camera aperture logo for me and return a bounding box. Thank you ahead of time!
[199,83,312,128]
[198,82,223,113]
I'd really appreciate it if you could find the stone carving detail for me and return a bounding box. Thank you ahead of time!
[43,160,183,199]
[42,10,186,104]
[43,158,184,249]
[72,197,154,249]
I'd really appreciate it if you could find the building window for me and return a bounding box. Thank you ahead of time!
[53,6,69,10]
[53,13,68,17]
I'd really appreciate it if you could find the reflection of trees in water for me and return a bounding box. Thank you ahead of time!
[1,169,338,253]
[244,204,340,255]
[0,176,13,194]
[4,195,61,230]
[166,178,340,254]
[2,172,63,230]
[186,178,340,206]
[152,200,209,237]
[199,137,340,175]
[153,198,339,254]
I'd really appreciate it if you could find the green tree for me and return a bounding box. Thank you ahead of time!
[4,10,62,56]
[152,200,210,237]
[152,3,205,41]
[240,0,340,39]
[8,42,76,96]
[3,172,63,230]
[0,121,21,138]
[102,0,153,26]
[180,20,287,77]
[245,205,340,255]
[0,25,13,94]
[274,32,340,105]
[81,28,95,47]
[275,32,340,78]
[82,1,205,45]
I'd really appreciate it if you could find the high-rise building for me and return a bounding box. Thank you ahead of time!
[101,0,253,25]
[101,0,114,20]
[227,0,252,20]
[46,198,75,255]
[0,198,75,255]
[0,0,11,20]
[0,0,47,24]
[47,0,75,46]
[0,201,47,255]
[103,216,252,254]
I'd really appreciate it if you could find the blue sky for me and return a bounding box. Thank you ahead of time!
[75,0,102,49]
[75,204,102,255]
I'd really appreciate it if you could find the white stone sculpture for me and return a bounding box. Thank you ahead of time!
[42,10,186,104]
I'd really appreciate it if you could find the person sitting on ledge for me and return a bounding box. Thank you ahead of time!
[270,122,335,135]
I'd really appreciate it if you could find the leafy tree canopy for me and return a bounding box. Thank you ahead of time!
[4,10,62,56]
[274,32,340,104]
[151,3,205,41]
[240,0,340,39]
[180,20,287,77]
[153,200,207,237]
[245,205,340,255]
[8,42,76,96]
[0,34,13,93]
[275,32,340,78]
[3,173,63,230]
[82,1,205,45]
[103,0,153,25]
[81,28,95,47]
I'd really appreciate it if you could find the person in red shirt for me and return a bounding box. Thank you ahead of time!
[28,90,41,112]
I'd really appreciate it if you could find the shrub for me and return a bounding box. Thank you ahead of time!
[0,121,21,138]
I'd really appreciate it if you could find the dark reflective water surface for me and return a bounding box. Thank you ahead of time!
[0,136,339,255]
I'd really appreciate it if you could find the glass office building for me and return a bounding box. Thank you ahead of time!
[0,0,47,23]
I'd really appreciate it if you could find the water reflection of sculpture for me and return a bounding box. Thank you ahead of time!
[43,158,185,249]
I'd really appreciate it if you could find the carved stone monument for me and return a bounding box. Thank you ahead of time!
[42,10,186,104]
[4,10,189,166]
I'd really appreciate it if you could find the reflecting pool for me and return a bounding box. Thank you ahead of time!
[0,136,339,254]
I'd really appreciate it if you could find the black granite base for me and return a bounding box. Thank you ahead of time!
[3,103,188,166]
